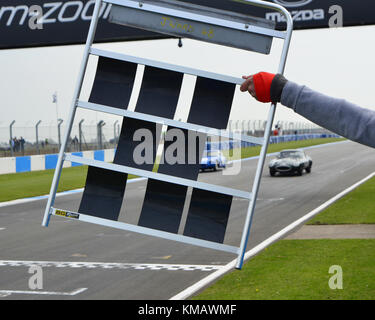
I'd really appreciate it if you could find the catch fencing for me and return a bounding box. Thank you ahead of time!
[0,133,341,175]
[0,119,331,158]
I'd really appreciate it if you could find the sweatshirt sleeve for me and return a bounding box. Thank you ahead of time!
[281,81,375,148]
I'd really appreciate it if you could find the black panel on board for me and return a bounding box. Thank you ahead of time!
[183,189,232,243]
[89,57,138,109]
[158,127,206,180]
[136,66,183,118]
[188,77,235,129]
[78,166,127,221]
[137,179,187,233]
[114,118,162,172]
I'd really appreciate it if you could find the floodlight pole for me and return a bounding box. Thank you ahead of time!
[228,120,233,131]
[36,120,42,154]
[242,120,246,133]
[79,119,84,151]
[114,120,119,143]
[97,120,106,149]
[9,120,15,157]
[57,119,63,148]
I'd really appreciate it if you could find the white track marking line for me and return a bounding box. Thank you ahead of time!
[0,260,224,272]
[0,287,87,297]
[0,189,83,208]
[170,170,375,300]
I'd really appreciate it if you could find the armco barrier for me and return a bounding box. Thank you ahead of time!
[0,134,340,175]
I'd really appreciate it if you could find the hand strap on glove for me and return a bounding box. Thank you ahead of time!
[253,72,288,103]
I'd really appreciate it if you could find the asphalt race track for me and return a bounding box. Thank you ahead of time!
[0,141,374,299]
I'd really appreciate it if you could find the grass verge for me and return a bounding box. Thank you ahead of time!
[0,166,89,202]
[192,239,375,300]
[307,176,375,225]
[0,137,345,203]
[193,148,375,300]
[0,166,137,203]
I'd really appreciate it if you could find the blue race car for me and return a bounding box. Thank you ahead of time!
[200,150,227,171]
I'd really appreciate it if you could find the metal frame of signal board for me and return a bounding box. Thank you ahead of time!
[42,0,293,270]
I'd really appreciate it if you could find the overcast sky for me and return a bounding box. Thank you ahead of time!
[0,24,374,142]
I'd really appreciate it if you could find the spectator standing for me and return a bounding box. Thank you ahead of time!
[20,137,25,155]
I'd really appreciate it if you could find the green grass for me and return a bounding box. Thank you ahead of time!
[193,239,375,300]
[307,176,375,225]
[0,137,345,203]
[0,165,137,203]
[0,166,89,202]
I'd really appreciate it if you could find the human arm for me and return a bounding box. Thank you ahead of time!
[241,72,375,148]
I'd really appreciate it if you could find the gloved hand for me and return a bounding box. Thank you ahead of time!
[240,72,288,103]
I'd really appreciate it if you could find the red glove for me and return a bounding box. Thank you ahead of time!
[241,72,287,103]
[252,72,276,103]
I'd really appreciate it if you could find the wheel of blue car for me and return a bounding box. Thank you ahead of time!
[214,161,219,171]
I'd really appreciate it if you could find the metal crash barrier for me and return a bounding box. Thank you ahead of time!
[42,0,293,270]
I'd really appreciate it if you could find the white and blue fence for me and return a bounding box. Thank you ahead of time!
[0,149,115,175]
[0,133,340,175]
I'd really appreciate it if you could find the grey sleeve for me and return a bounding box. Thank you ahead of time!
[281,81,375,148]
